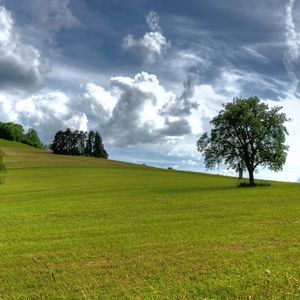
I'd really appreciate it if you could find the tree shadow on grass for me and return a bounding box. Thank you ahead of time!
[238,181,271,188]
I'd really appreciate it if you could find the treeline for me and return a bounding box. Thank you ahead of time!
[0,122,43,149]
[51,128,108,158]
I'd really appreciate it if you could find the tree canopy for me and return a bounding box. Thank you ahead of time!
[51,128,108,159]
[0,122,43,149]
[197,97,289,185]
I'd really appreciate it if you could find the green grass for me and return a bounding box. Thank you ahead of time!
[1,138,300,299]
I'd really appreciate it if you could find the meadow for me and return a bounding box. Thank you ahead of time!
[1,138,300,299]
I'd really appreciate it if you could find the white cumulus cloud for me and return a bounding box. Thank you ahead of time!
[122,11,170,63]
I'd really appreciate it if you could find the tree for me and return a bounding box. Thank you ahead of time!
[50,129,108,158]
[85,130,95,156]
[93,131,108,159]
[51,130,65,154]
[0,122,25,141]
[0,122,43,149]
[197,97,289,185]
[25,128,43,149]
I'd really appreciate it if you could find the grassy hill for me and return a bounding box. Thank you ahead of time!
[0,138,300,299]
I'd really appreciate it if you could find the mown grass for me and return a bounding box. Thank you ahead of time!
[1,138,300,299]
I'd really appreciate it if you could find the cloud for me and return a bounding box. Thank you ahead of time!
[27,0,80,33]
[0,5,49,92]
[81,71,230,147]
[122,11,170,63]
[261,94,300,182]
[85,72,175,146]
[146,11,161,32]
[61,72,197,146]
[283,0,300,94]
[213,68,288,99]
[0,68,230,148]
[0,71,193,145]
[0,90,88,142]
[160,73,199,116]
[84,82,117,116]
[159,118,191,136]
[242,46,268,62]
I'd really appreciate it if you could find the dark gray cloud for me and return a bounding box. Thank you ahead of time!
[159,118,191,136]
[0,5,49,92]
[160,73,199,116]
[0,54,48,92]
[103,79,159,146]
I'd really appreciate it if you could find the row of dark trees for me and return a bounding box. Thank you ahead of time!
[51,128,108,158]
[0,122,43,149]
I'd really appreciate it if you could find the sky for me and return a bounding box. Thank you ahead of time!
[0,0,300,182]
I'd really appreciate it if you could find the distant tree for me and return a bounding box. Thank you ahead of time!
[70,130,80,155]
[69,130,86,155]
[51,130,65,154]
[64,128,73,154]
[85,130,95,156]
[0,122,25,141]
[77,131,87,155]
[197,97,289,185]
[0,122,43,149]
[25,128,43,149]
[93,131,108,159]
[51,129,108,158]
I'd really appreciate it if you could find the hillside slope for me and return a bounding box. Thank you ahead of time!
[0,139,300,299]
[0,138,143,169]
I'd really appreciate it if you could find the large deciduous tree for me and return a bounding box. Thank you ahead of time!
[197,97,289,185]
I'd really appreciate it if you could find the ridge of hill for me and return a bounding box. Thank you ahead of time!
[0,138,147,170]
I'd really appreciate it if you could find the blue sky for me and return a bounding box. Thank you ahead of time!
[0,0,300,181]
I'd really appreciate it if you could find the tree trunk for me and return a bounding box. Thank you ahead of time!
[238,168,243,179]
[248,169,255,186]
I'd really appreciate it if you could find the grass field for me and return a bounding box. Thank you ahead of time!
[1,138,300,299]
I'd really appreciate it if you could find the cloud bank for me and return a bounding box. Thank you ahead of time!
[283,0,300,94]
[0,5,49,92]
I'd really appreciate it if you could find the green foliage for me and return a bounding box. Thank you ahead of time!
[85,130,95,156]
[93,131,108,158]
[51,128,108,158]
[24,128,43,149]
[0,122,26,142]
[1,141,300,298]
[197,97,289,185]
[0,122,43,149]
